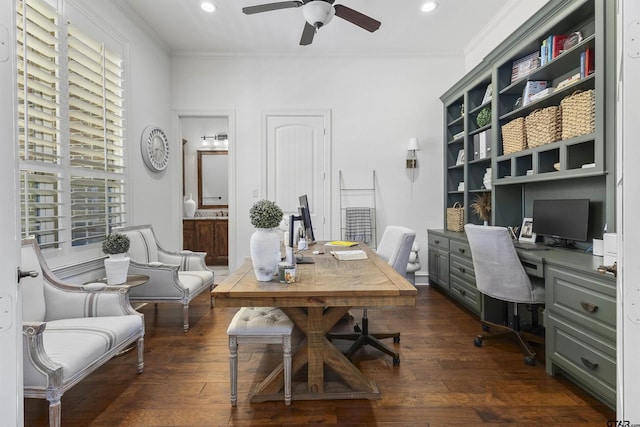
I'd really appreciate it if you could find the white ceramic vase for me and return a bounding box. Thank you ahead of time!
[250,228,281,281]
[184,193,197,218]
[104,253,130,285]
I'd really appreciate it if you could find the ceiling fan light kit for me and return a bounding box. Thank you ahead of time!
[242,0,381,46]
[302,1,334,29]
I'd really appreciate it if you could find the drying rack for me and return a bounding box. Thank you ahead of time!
[339,170,377,248]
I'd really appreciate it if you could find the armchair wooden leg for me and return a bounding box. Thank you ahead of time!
[183,303,189,332]
[210,284,215,308]
[48,399,61,427]
[136,336,145,373]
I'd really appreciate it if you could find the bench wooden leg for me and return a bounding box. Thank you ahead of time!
[229,335,238,406]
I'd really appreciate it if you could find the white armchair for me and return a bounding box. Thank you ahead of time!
[113,224,215,332]
[21,239,145,427]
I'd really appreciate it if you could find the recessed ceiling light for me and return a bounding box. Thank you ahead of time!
[421,1,438,13]
[201,1,216,13]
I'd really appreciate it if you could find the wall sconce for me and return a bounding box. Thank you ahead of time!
[201,134,229,150]
[406,137,419,169]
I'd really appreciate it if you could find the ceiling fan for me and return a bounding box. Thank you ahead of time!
[242,0,381,46]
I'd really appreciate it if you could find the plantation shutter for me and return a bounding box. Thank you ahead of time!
[17,0,63,249]
[17,0,126,251]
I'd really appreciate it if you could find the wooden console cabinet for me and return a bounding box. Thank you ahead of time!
[183,219,228,266]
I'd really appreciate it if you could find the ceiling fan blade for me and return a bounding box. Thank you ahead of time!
[299,22,316,45]
[333,4,381,32]
[242,1,303,15]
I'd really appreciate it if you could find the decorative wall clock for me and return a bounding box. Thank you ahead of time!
[141,125,169,172]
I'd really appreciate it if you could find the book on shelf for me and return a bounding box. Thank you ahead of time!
[330,250,368,261]
[325,241,358,247]
[578,47,594,79]
[529,87,554,102]
[511,51,540,82]
[522,81,548,106]
[556,73,582,90]
[551,34,569,59]
[540,39,548,66]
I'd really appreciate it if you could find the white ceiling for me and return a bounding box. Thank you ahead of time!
[115,0,511,56]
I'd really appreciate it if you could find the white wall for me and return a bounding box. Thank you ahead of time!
[171,54,464,269]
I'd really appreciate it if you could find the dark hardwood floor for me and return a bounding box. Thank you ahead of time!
[24,285,615,426]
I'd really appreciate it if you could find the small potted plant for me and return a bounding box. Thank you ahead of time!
[249,200,284,281]
[102,233,131,285]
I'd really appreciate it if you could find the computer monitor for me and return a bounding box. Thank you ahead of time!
[532,198,589,247]
[298,194,316,244]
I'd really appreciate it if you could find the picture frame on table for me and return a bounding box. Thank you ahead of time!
[519,217,536,243]
[456,149,465,165]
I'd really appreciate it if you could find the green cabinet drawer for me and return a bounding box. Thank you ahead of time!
[546,266,616,340]
[450,254,475,283]
[449,240,471,259]
[449,274,481,314]
[546,312,616,408]
[428,234,449,251]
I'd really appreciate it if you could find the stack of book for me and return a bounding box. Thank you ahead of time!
[511,52,541,82]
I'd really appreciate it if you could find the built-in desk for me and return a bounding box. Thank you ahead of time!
[427,229,616,409]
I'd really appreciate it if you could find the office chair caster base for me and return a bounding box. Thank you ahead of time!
[525,356,536,366]
[393,336,400,344]
[481,324,490,332]
[393,357,400,366]
[354,324,362,333]
[473,337,483,347]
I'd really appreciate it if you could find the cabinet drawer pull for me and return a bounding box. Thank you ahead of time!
[580,357,598,370]
[458,267,466,273]
[458,248,465,254]
[434,239,440,244]
[457,289,466,296]
[580,302,599,313]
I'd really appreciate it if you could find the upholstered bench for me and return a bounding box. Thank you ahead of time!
[226,307,294,406]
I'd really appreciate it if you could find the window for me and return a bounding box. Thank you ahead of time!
[17,0,126,252]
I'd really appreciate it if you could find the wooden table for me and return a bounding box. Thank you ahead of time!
[212,243,417,402]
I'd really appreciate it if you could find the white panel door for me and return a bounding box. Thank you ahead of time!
[266,113,329,241]
[619,0,640,420]
[0,0,23,425]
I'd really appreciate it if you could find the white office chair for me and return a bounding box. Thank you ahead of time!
[328,225,416,366]
[464,224,545,366]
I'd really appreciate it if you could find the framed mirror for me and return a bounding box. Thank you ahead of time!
[198,150,228,209]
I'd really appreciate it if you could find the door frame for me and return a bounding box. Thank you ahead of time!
[0,0,23,424]
[172,109,236,271]
[261,109,332,241]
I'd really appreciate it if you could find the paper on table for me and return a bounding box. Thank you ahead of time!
[330,250,368,261]
[325,241,358,247]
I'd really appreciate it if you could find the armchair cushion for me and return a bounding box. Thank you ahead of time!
[25,316,143,388]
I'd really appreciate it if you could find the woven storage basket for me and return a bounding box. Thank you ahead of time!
[561,90,595,139]
[525,106,562,148]
[501,117,527,154]
[446,202,464,232]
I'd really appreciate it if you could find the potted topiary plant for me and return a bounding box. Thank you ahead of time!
[249,199,284,281]
[102,233,131,285]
